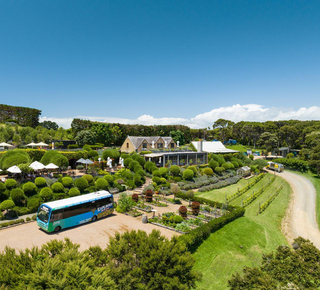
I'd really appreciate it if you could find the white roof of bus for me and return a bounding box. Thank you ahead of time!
[43,190,112,210]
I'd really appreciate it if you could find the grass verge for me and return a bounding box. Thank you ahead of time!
[193,174,291,289]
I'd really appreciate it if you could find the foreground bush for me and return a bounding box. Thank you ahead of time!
[35,177,47,188]
[74,177,89,192]
[68,187,80,197]
[39,187,53,202]
[22,182,37,197]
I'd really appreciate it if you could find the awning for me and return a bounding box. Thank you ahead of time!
[143,153,164,158]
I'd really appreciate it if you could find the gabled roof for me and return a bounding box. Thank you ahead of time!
[127,136,173,149]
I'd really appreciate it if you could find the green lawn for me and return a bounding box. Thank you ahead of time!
[225,144,264,153]
[193,174,291,289]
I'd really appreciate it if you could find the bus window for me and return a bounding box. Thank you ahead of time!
[37,205,50,223]
[50,209,64,222]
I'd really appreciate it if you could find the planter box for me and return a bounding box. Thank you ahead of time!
[133,206,152,213]
[149,222,186,234]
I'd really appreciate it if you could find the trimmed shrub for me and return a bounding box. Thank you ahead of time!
[124,157,133,168]
[144,161,157,173]
[0,199,15,212]
[191,201,200,216]
[51,182,65,193]
[159,167,169,177]
[83,174,94,184]
[179,206,188,218]
[5,179,17,190]
[169,165,180,176]
[131,154,146,167]
[208,159,219,170]
[53,192,67,200]
[74,177,89,192]
[0,183,6,194]
[102,149,120,164]
[172,215,184,223]
[104,174,114,185]
[88,150,98,158]
[10,188,26,206]
[214,166,225,173]
[0,150,30,170]
[27,197,42,212]
[95,178,109,190]
[39,187,53,202]
[35,177,47,188]
[152,170,161,177]
[68,187,80,197]
[183,169,194,180]
[132,193,139,202]
[61,176,73,188]
[23,182,38,197]
[203,167,214,176]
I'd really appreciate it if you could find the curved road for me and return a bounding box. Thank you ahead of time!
[272,170,320,249]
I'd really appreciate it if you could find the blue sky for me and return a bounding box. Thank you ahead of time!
[1,1,320,128]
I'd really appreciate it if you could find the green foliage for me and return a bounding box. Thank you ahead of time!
[116,192,134,213]
[183,169,194,180]
[95,178,109,190]
[82,144,91,151]
[203,167,214,176]
[144,161,157,173]
[169,165,181,176]
[27,197,42,212]
[102,149,120,163]
[10,188,26,206]
[259,185,283,213]
[74,177,89,192]
[75,130,97,146]
[0,149,31,170]
[51,182,65,193]
[82,174,94,184]
[104,174,114,185]
[39,187,53,202]
[0,199,15,211]
[214,166,225,173]
[40,150,68,168]
[208,159,219,170]
[61,176,73,188]
[228,237,320,289]
[5,178,17,190]
[35,177,47,188]
[22,182,38,197]
[68,187,81,197]
[106,230,200,289]
[88,150,98,158]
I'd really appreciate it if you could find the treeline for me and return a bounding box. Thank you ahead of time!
[71,118,192,146]
[0,104,41,127]
[191,119,320,150]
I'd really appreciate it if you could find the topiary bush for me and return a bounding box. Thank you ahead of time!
[22,182,38,197]
[179,206,188,218]
[39,187,53,202]
[0,150,31,170]
[0,183,7,202]
[104,174,114,185]
[35,177,47,188]
[10,188,26,206]
[191,201,200,216]
[62,176,73,188]
[0,199,15,213]
[68,187,80,197]
[53,192,67,200]
[74,177,89,192]
[132,193,139,202]
[214,166,225,174]
[5,179,17,190]
[95,178,109,190]
[183,169,194,180]
[102,149,120,164]
[203,167,214,176]
[83,174,94,184]
[169,165,181,176]
[51,182,65,193]
[208,159,219,170]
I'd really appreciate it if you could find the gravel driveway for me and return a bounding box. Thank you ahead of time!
[270,170,320,249]
[0,202,182,252]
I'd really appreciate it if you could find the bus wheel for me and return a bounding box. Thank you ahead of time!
[92,215,97,222]
[54,226,61,232]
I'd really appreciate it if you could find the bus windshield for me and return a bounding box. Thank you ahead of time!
[37,205,51,223]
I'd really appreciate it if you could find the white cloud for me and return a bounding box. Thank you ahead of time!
[40,104,320,129]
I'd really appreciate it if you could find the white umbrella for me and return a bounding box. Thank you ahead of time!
[0,169,2,172]
[29,161,45,171]
[76,158,86,163]
[83,159,94,164]
[36,142,49,147]
[0,142,13,147]
[26,142,38,148]
[7,166,22,174]
[45,163,59,169]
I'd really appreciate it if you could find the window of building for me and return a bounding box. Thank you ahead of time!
[157,143,163,149]
[170,142,175,149]
[126,143,129,148]
[143,142,148,149]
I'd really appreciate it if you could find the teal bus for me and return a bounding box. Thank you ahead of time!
[37,190,114,232]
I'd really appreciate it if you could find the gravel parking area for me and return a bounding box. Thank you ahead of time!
[0,201,184,252]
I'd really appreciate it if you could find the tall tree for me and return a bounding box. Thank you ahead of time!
[213,119,234,143]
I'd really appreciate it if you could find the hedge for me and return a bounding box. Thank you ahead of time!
[178,207,245,252]
[0,219,25,229]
